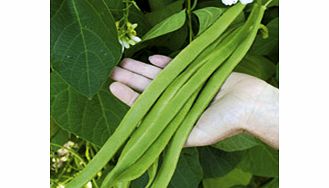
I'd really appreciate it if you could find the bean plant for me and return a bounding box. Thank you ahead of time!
[51,0,279,187]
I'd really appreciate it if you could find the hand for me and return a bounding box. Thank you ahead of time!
[110,55,279,149]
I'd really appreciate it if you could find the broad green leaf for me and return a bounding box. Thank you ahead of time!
[250,18,279,56]
[203,168,252,188]
[51,0,122,97]
[153,25,188,51]
[145,0,184,26]
[169,148,203,188]
[235,55,276,81]
[148,0,177,11]
[50,118,60,138]
[212,133,259,152]
[50,118,70,149]
[103,0,124,19]
[195,0,222,8]
[238,144,279,177]
[143,10,186,41]
[50,72,128,146]
[198,146,242,178]
[275,63,279,82]
[193,7,225,35]
[261,178,279,188]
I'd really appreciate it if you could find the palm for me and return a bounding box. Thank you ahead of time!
[186,72,278,148]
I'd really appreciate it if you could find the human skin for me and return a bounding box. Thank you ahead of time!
[109,55,279,149]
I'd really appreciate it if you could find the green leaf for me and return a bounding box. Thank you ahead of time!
[50,118,70,149]
[51,0,122,97]
[234,55,276,81]
[143,10,186,41]
[212,133,260,152]
[249,17,279,56]
[145,0,184,26]
[50,72,128,146]
[238,144,279,177]
[261,178,279,188]
[169,148,203,188]
[198,146,242,178]
[275,63,279,81]
[148,0,177,11]
[103,0,124,19]
[153,25,188,52]
[50,118,60,138]
[193,7,225,35]
[195,0,222,8]
[202,168,252,188]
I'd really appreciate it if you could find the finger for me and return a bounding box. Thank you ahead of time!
[120,58,162,79]
[109,82,139,107]
[148,55,172,68]
[111,67,152,92]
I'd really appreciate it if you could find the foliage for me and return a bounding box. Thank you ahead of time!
[50,0,279,187]
[51,0,122,97]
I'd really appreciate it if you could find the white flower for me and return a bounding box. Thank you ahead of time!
[121,39,130,49]
[131,35,142,43]
[119,36,131,49]
[221,0,253,5]
[60,156,68,162]
[64,141,76,148]
[57,148,69,156]
[116,21,142,50]
[240,0,253,4]
[222,0,238,5]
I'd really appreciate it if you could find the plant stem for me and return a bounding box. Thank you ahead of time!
[125,0,129,21]
[187,0,193,43]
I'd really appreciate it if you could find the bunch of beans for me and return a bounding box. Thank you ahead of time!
[66,2,266,188]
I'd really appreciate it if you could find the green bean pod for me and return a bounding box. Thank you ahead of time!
[113,181,130,188]
[65,4,246,188]
[106,7,255,176]
[114,89,201,184]
[151,4,266,188]
[100,26,243,187]
[101,29,247,188]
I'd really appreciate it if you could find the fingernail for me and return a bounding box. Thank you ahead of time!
[148,55,171,68]
[109,83,118,94]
